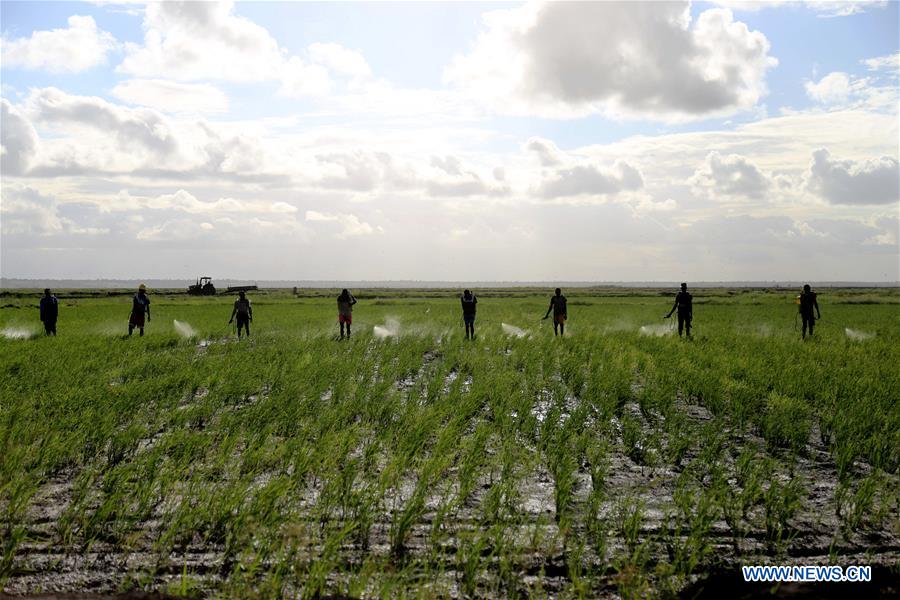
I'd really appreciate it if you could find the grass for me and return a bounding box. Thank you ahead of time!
[1,287,899,597]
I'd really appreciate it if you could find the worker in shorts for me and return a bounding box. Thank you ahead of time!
[337,289,357,339]
[543,288,567,336]
[128,284,151,336]
[665,282,693,338]
[39,288,58,336]
[229,291,253,338]
[461,289,477,339]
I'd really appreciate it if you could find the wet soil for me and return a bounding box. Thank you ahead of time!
[4,352,898,598]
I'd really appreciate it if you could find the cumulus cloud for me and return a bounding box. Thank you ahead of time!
[118,1,282,81]
[1,99,39,175]
[426,155,510,197]
[0,185,108,236]
[537,161,644,199]
[112,79,229,113]
[444,2,776,120]
[689,151,771,199]
[1,15,117,73]
[10,88,289,181]
[525,137,562,167]
[804,69,897,110]
[711,1,887,17]
[307,43,372,79]
[110,189,299,214]
[807,148,899,205]
[116,1,370,100]
[26,87,178,157]
[305,210,383,238]
[805,72,853,104]
[862,53,900,73]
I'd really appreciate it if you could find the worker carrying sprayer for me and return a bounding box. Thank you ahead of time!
[39,288,58,336]
[229,291,253,338]
[665,282,693,337]
[337,289,357,339]
[798,284,821,339]
[543,288,567,336]
[461,289,477,340]
[128,284,151,336]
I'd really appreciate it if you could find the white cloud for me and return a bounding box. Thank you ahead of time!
[525,137,562,167]
[862,53,900,73]
[805,72,853,104]
[0,185,109,236]
[807,148,899,205]
[1,99,39,175]
[1,15,117,73]
[118,1,283,81]
[307,43,372,79]
[444,2,776,121]
[0,186,63,234]
[279,57,333,97]
[711,1,887,17]
[804,1,887,17]
[111,79,229,113]
[134,189,298,214]
[25,87,178,157]
[305,210,383,238]
[689,151,771,199]
[115,1,367,101]
[536,161,644,200]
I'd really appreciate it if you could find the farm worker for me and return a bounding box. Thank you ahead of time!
[542,288,567,336]
[461,289,477,339]
[665,282,693,337]
[39,288,58,336]
[337,289,357,339]
[798,284,821,339]
[229,291,253,338]
[128,284,151,336]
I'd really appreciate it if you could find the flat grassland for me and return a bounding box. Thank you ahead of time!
[1,288,898,598]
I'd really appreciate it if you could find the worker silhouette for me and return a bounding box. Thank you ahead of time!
[39,288,58,336]
[798,284,820,339]
[337,289,357,339]
[461,289,477,339]
[543,288,567,336]
[665,283,692,337]
[229,291,253,338]
[128,284,151,336]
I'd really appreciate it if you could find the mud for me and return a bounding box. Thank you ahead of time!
[5,350,899,598]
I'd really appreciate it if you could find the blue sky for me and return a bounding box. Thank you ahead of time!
[1,1,898,281]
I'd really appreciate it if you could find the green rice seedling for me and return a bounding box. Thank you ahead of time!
[763,475,805,553]
[2,289,898,597]
[762,392,811,453]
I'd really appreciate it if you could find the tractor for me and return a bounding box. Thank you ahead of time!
[188,276,217,296]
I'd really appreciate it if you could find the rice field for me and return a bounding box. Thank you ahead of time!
[1,287,898,598]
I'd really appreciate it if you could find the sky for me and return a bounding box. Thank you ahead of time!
[1,0,898,282]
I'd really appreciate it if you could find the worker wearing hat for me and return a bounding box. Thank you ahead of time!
[128,283,151,336]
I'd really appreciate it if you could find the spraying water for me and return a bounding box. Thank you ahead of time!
[1,327,35,340]
[639,323,674,337]
[501,323,527,338]
[173,320,197,338]
[844,328,874,341]
[374,317,400,339]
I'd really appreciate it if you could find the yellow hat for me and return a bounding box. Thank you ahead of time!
[139,283,147,291]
